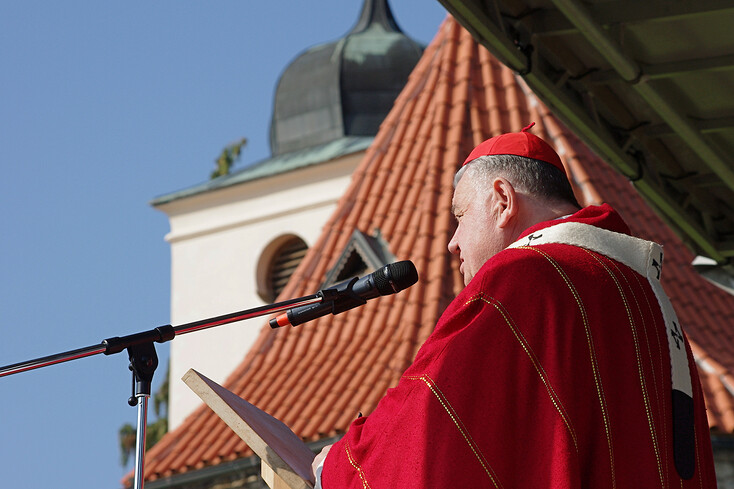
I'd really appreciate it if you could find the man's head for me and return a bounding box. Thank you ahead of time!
[448,125,581,285]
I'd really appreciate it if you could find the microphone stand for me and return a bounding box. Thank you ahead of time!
[0,291,333,489]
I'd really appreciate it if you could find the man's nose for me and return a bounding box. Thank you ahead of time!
[448,231,459,255]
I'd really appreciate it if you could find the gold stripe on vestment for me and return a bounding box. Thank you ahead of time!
[581,248,665,488]
[629,269,671,488]
[405,374,503,488]
[516,246,617,489]
[344,441,372,489]
[464,293,579,454]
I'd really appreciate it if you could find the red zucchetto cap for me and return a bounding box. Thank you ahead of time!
[462,122,566,175]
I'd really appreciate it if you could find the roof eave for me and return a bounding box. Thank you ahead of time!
[151,136,373,208]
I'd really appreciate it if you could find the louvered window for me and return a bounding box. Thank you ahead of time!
[334,252,368,283]
[267,237,308,300]
[321,228,394,288]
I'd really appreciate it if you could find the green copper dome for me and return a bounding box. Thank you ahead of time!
[269,0,424,156]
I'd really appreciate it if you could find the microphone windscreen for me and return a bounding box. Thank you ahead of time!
[374,260,419,295]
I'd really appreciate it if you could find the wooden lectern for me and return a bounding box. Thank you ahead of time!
[182,369,316,489]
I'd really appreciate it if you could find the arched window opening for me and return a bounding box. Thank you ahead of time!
[258,235,308,302]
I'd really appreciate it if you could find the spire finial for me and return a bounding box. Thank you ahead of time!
[350,0,401,34]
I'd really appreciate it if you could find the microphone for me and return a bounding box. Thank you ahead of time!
[269,260,418,328]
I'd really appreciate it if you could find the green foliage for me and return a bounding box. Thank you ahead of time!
[211,137,248,179]
[145,417,168,450]
[118,423,136,467]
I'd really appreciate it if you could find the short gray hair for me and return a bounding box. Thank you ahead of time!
[456,154,580,207]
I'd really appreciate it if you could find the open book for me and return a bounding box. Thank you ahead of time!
[182,369,316,489]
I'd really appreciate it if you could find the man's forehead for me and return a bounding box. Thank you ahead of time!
[451,176,472,212]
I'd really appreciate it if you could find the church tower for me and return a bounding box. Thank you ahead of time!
[152,0,424,432]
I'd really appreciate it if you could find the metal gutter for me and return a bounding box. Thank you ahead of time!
[549,0,734,194]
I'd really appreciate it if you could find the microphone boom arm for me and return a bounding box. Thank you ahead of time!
[271,276,367,328]
[0,292,323,378]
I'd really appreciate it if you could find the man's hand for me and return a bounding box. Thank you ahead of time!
[311,444,332,486]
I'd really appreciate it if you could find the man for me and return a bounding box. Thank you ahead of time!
[312,125,717,487]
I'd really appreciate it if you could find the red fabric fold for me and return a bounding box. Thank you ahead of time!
[322,205,715,488]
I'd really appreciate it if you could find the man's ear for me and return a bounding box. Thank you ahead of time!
[491,177,518,228]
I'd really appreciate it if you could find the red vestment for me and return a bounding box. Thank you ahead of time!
[321,204,716,488]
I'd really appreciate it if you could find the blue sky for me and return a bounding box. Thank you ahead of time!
[0,2,446,487]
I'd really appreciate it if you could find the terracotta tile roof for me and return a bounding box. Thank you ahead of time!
[140,15,734,484]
